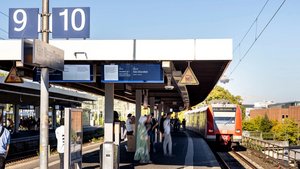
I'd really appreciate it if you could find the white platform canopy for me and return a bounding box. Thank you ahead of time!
[0,39,232,108]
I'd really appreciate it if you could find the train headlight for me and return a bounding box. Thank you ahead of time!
[236,129,241,133]
[208,129,214,133]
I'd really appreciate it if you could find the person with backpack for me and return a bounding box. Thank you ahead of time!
[0,113,10,169]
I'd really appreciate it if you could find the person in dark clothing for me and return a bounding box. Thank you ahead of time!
[149,113,158,153]
[182,118,186,130]
[159,113,167,142]
[114,111,120,122]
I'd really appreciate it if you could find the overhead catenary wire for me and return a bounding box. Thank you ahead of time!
[0,11,9,17]
[229,0,287,77]
[0,27,8,34]
[0,10,8,38]
[233,0,270,54]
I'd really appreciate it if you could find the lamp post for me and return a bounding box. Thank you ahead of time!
[40,0,50,168]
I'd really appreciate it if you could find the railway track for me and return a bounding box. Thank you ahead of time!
[216,150,261,169]
[6,127,103,164]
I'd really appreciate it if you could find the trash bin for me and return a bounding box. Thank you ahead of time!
[100,142,119,169]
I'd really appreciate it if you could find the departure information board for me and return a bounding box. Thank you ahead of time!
[101,63,164,83]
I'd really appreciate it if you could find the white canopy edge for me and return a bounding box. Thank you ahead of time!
[0,39,232,61]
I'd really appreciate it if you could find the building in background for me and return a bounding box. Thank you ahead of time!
[243,104,254,119]
[250,101,300,125]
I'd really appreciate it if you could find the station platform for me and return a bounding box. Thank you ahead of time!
[120,131,220,169]
[7,130,220,169]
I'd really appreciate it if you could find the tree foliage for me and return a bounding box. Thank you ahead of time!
[0,71,7,77]
[243,116,261,131]
[243,116,274,132]
[203,85,245,118]
[271,119,299,145]
[204,86,243,105]
[259,115,273,132]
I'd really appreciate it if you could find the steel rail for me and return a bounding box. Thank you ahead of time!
[231,151,259,169]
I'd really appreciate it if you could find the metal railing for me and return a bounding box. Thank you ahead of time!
[242,136,300,168]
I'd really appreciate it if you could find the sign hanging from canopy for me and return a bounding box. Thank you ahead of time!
[4,66,23,83]
[179,66,199,85]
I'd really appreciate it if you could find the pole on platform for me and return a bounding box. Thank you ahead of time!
[104,83,114,142]
[40,0,50,168]
[13,105,20,133]
[135,90,142,145]
[149,97,155,114]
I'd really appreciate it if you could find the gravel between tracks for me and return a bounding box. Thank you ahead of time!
[238,148,283,169]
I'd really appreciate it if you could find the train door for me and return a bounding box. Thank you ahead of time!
[206,106,215,141]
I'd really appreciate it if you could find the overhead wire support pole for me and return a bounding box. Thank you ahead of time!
[40,0,50,168]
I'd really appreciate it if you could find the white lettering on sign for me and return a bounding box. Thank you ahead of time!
[59,8,86,32]
[13,9,27,32]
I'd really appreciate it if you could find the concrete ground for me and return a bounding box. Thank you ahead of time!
[7,130,220,169]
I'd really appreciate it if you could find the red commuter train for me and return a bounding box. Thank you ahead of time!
[185,104,242,147]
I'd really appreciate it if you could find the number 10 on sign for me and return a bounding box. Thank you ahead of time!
[52,7,90,38]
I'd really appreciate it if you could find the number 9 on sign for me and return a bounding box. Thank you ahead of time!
[9,8,39,39]
[52,7,90,38]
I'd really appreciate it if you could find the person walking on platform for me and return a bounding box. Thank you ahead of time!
[159,113,167,142]
[182,118,186,130]
[163,112,173,157]
[134,116,151,164]
[0,113,10,169]
[149,113,158,153]
[55,119,65,169]
[125,113,134,136]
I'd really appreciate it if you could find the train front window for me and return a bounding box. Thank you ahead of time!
[214,111,236,124]
[214,117,235,124]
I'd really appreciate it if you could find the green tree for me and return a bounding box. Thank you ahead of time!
[272,119,299,145]
[242,116,261,131]
[204,86,243,105]
[203,85,245,118]
[242,120,257,131]
[259,114,273,132]
[0,71,7,77]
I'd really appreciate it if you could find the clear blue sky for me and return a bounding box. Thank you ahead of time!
[0,0,299,104]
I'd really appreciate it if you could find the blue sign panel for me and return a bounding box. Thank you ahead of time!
[52,7,90,38]
[9,8,39,39]
[33,65,93,82]
[101,63,164,83]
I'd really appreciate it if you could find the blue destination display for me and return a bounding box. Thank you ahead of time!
[33,64,93,82]
[101,63,164,83]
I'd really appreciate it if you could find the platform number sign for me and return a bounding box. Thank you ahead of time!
[9,8,39,39]
[8,7,90,39]
[52,7,90,38]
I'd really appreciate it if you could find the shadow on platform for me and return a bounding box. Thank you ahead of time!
[120,131,220,169]
[80,131,220,169]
